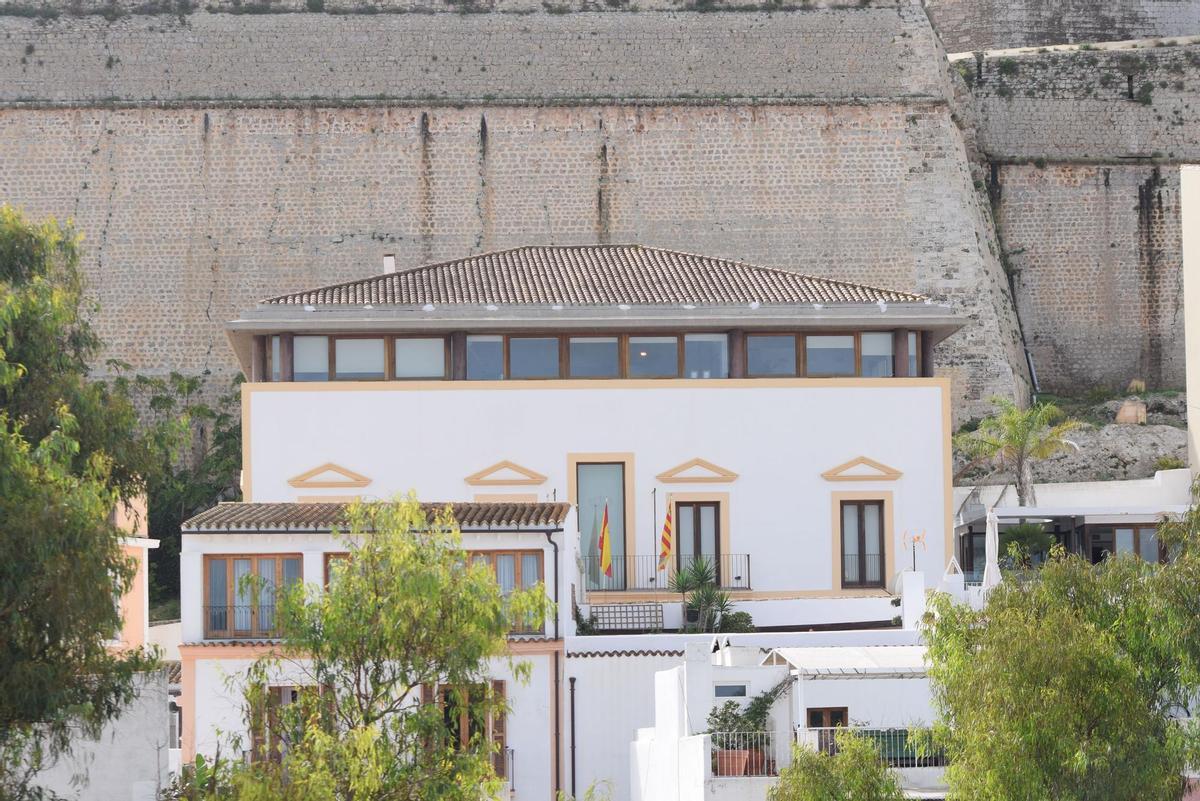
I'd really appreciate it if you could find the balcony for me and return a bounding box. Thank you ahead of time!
[797,727,947,768]
[709,731,780,778]
[204,604,282,640]
[580,554,751,592]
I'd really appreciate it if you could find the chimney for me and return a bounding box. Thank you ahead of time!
[383,254,396,274]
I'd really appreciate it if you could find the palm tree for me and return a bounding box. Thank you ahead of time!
[954,396,1082,507]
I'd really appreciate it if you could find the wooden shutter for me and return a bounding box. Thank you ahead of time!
[421,683,435,705]
[491,680,507,778]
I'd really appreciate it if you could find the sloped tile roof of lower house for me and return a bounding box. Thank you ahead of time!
[260,244,926,307]
[182,501,570,532]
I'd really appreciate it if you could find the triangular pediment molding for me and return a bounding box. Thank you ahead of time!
[821,456,902,482]
[464,460,548,487]
[656,457,739,484]
[288,462,373,489]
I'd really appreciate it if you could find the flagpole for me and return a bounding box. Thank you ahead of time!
[652,487,657,573]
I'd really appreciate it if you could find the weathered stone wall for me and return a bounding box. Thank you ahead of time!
[0,99,1029,420]
[1,5,946,103]
[992,163,1184,394]
[967,42,1200,161]
[926,0,1200,53]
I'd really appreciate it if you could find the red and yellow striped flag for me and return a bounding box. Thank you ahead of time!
[658,507,673,571]
[598,502,613,578]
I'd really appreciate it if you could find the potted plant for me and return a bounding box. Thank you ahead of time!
[669,557,754,633]
[706,678,794,777]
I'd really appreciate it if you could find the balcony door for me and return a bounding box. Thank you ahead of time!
[676,501,720,585]
[577,462,627,591]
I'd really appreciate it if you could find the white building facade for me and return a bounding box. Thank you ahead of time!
[179,245,963,800]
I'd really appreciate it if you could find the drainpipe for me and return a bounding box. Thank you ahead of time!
[546,528,563,797]
[544,529,561,640]
[569,676,577,798]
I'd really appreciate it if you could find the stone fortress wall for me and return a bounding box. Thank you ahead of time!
[0,0,1195,415]
[926,0,1200,53]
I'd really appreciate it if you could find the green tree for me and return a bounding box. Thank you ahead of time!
[925,497,1200,801]
[171,498,550,801]
[770,729,905,801]
[954,396,1082,506]
[0,207,175,798]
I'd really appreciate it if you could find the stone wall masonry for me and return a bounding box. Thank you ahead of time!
[0,4,948,104]
[994,163,1184,394]
[967,42,1200,161]
[0,102,1027,421]
[925,0,1200,53]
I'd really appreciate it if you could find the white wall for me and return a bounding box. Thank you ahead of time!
[795,676,934,729]
[36,671,170,801]
[246,380,951,595]
[954,469,1193,516]
[192,653,555,801]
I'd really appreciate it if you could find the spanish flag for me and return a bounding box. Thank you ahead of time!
[598,502,613,578]
[658,508,673,572]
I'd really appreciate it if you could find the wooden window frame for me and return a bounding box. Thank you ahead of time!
[469,550,545,635]
[506,335,566,381]
[566,335,623,380]
[330,335,388,382]
[1085,525,1164,564]
[425,681,508,777]
[745,333,801,378]
[323,551,350,586]
[391,334,450,381]
[203,554,303,639]
[839,500,886,589]
[674,500,723,581]
[681,333,731,379]
[626,333,683,379]
[804,332,861,378]
[292,334,332,382]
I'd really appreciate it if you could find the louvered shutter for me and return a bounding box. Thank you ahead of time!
[491,680,507,778]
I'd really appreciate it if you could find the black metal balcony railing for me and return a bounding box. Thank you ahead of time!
[204,604,282,639]
[841,553,885,588]
[800,728,947,768]
[580,554,750,592]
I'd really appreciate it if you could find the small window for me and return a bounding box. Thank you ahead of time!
[509,337,560,379]
[747,335,796,377]
[270,336,281,382]
[569,337,620,378]
[907,332,919,377]
[860,332,894,378]
[684,334,729,379]
[714,684,747,698]
[806,335,855,377]
[394,338,445,379]
[293,336,329,382]
[628,336,678,378]
[466,336,504,380]
[334,338,385,380]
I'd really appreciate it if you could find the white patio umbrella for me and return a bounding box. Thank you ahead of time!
[981,508,1002,590]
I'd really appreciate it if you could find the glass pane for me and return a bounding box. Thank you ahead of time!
[282,557,302,586]
[208,559,227,632]
[842,504,859,583]
[270,336,281,382]
[334,338,385,380]
[864,504,882,583]
[233,559,252,631]
[714,685,747,698]
[466,336,504,380]
[628,337,678,378]
[678,505,696,558]
[509,337,560,379]
[577,463,626,589]
[520,553,541,588]
[569,337,620,378]
[1115,528,1136,555]
[747,335,796,376]
[394,338,445,379]
[495,555,516,594]
[908,332,918,377]
[684,334,728,379]
[1139,528,1159,562]
[807,335,855,376]
[699,505,717,557]
[257,558,276,631]
[861,332,894,377]
[293,336,329,382]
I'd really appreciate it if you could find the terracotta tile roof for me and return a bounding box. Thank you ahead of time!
[183,501,570,532]
[164,660,182,685]
[261,245,925,307]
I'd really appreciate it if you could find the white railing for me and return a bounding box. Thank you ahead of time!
[709,731,779,777]
[797,727,946,768]
[504,747,515,793]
